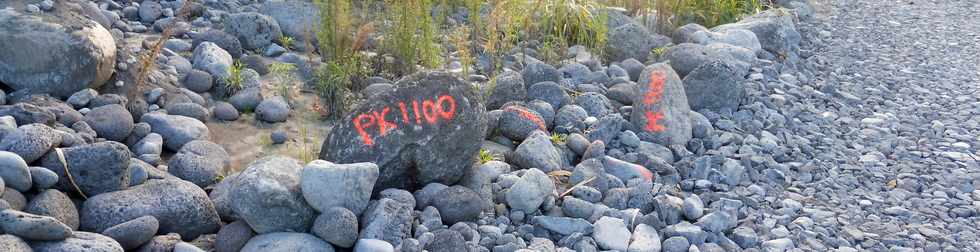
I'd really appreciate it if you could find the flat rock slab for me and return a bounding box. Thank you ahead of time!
[321,72,487,191]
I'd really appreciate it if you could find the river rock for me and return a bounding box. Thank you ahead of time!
[682,60,745,112]
[0,6,116,98]
[229,156,314,233]
[430,185,484,224]
[140,112,210,152]
[0,209,72,240]
[320,72,487,191]
[629,63,692,146]
[0,234,30,251]
[216,220,254,252]
[241,232,334,252]
[80,179,220,240]
[223,12,282,51]
[192,42,233,80]
[509,130,562,172]
[301,160,378,215]
[0,151,30,192]
[100,216,158,250]
[25,189,79,230]
[505,168,555,213]
[83,104,133,142]
[0,123,61,163]
[39,141,131,196]
[311,207,358,248]
[168,140,229,187]
[29,231,123,252]
[359,198,413,247]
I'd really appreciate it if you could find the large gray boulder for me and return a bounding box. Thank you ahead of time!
[192,42,233,80]
[140,112,210,152]
[320,72,487,191]
[240,232,334,252]
[39,141,131,196]
[223,12,282,51]
[301,160,379,216]
[712,9,801,57]
[229,156,315,234]
[629,63,692,146]
[83,104,133,142]
[79,179,221,240]
[168,140,229,187]
[0,6,116,98]
[259,1,319,50]
[681,60,745,112]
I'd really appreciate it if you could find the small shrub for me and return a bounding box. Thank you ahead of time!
[550,132,567,145]
[450,26,473,78]
[269,62,298,105]
[224,60,246,92]
[655,0,768,32]
[478,149,501,164]
[278,35,294,49]
[385,0,442,76]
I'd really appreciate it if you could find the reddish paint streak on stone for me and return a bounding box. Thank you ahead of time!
[354,113,376,146]
[643,71,667,133]
[635,165,654,181]
[644,111,665,132]
[507,107,546,131]
[354,94,458,146]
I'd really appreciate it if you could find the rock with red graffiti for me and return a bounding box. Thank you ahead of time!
[498,103,548,141]
[629,63,692,146]
[320,71,487,192]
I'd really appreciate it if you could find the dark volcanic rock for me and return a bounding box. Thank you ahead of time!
[80,179,220,240]
[320,72,487,191]
[40,141,131,196]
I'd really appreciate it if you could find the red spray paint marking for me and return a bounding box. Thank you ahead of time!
[643,71,667,133]
[635,165,654,181]
[354,94,458,146]
[506,107,546,131]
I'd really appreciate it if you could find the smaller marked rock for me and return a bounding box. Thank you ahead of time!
[312,207,358,248]
[510,130,562,172]
[101,216,159,250]
[216,220,255,252]
[141,112,210,152]
[430,186,484,224]
[506,168,556,213]
[30,231,123,252]
[231,156,314,233]
[0,209,72,240]
[83,104,134,142]
[499,104,548,141]
[168,140,230,187]
[301,160,378,216]
[241,232,334,252]
[25,189,79,230]
[630,63,692,146]
[0,151,31,192]
[593,216,630,251]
